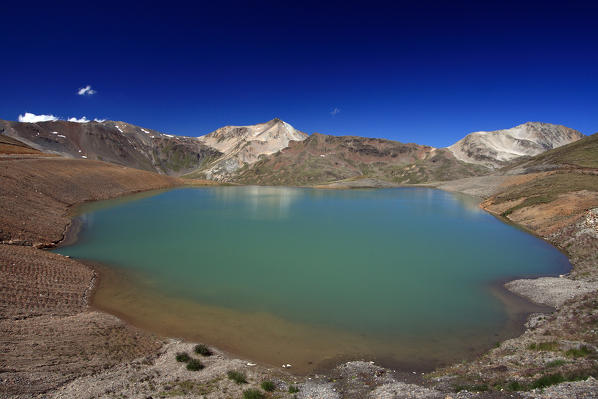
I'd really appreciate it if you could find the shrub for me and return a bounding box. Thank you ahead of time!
[176,352,191,362]
[194,343,213,356]
[186,359,204,371]
[288,385,300,393]
[243,389,265,399]
[531,373,565,389]
[261,380,275,392]
[227,370,247,384]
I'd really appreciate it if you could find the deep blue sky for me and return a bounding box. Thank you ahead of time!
[2,1,597,146]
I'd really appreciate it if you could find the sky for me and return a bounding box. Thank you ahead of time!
[1,0,597,147]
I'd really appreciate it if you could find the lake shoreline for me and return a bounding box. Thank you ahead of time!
[2,156,593,397]
[58,186,571,377]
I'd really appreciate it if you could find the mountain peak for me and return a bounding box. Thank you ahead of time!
[196,119,308,180]
[447,122,584,168]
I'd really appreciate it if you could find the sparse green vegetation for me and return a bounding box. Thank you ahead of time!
[565,346,593,358]
[194,344,213,356]
[186,359,204,371]
[227,370,247,384]
[500,370,597,392]
[175,352,191,362]
[507,381,525,391]
[527,341,559,351]
[530,373,566,389]
[454,384,488,392]
[243,388,265,399]
[288,385,300,393]
[495,173,598,216]
[260,380,275,392]
[546,359,567,367]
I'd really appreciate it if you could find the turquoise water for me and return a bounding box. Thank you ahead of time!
[55,187,569,370]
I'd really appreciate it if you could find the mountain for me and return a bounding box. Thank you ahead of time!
[233,133,488,185]
[196,118,308,180]
[1,117,585,185]
[504,131,598,172]
[0,134,47,155]
[0,119,221,176]
[447,122,584,168]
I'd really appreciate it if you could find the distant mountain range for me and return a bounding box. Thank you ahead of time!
[0,117,584,184]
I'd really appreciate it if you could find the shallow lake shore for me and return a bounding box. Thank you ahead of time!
[1,156,597,398]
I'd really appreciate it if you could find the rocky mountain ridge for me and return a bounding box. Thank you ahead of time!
[1,117,584,184]
[0,119,221,176]
[233,132,489,185]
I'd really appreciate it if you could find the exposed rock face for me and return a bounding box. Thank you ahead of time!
[0,119,221,176]
[234,133,488,185]
[197,118,308,180]
[447,122,584,168]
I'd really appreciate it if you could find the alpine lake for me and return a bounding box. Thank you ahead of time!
[54,186,570,373]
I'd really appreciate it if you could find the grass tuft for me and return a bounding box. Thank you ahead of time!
[194,344,213,357]
[227,370,247,384]
[288,385,300,393]
[186,359,204,371]
[527,341,559,351]
[530,373,565,389]
[175,352,191,363]
[507,381,525,391]
[546,359,567,368]
[243,389,265,399]
[565,346,592,358]
[261,380,276,392]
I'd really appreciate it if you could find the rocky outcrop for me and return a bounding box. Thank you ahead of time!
[197,118,308,180]
[447,122,584,168]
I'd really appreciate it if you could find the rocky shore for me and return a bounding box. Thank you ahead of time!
[1,152,597,398]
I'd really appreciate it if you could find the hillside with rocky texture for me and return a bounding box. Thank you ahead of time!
[447,122,584,168]
[234,133,489,185]
[0,119,221,176]
[196,118,308,180]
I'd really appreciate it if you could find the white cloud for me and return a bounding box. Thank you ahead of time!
[68,116,90,123]
[18,112,59,123]
[77,85,96,96]
[18,112,107,124]
[18,112,106,124]
[330,107,341,116]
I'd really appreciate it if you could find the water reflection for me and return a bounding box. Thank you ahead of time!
[212,186,302,219]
